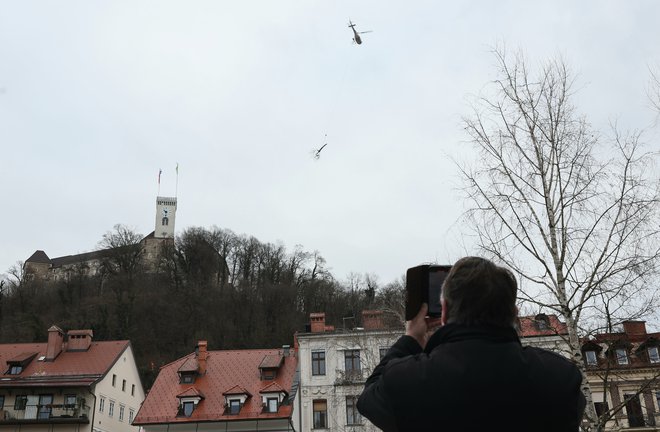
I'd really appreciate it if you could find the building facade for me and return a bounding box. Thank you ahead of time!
[0,326,145,432]
[134,341,299,432]
[581,321,660,430]
[295,311,402,432]
[296,311,573,432]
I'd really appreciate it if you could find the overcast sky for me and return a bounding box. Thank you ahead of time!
[1,1,659,286]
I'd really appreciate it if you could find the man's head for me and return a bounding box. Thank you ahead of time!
[441,256,518,327]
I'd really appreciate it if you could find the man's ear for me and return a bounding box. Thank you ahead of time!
[441,297,448,326]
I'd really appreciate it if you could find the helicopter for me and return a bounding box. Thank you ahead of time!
[348,20,372,45]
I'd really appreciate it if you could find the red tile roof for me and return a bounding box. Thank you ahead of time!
[134,348,297,425]
[223,384,252,396]
[518,314,568,337]
[259,381,288,395]
[0,340,130,387]
[177,387,205,399]
[258,354,283,369]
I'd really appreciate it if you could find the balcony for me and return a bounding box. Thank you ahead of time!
[0,402,90,425]
[335,369,364,385]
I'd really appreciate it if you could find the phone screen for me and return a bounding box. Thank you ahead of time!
[428,268,448,317]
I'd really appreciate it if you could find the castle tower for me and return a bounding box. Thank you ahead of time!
[155,196,177,238]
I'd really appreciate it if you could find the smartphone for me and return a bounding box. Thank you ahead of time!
[405,264,452,321]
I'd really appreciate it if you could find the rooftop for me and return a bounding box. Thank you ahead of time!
[134,348,297,425]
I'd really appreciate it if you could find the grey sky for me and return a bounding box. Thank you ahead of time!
[1,1,659,285]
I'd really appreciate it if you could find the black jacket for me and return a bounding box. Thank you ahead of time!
[357,323,586,432]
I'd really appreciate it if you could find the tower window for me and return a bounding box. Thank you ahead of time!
[162,217,169,226]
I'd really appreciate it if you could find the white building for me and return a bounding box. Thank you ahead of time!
[296,311,572,432]
[295,311,402,432]
[0,325,145,432]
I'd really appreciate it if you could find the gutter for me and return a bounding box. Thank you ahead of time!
[87,386,97,432]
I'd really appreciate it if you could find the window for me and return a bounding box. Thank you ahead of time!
[122,379,126,392]
[594,401,609,418]
[112,374,117,387]
[616,348,629,365]
[131,384,135,396]
[64,394,77,409]
[162,217,169,226]
[99,397,105,413]
[108,400,115,417]
[38,395,53,419]
[182,401,194,417]
[345,350,361,372]
[379,347,389,360]
[129,409,135,423]
[180,373,195,384]
[312,351,326,376]
[648,346,660,363]
[119,405,125,421]
[229,399,241,415]
[266,397,278,413]
[14,395,27,410]
[313,399,327,429]
[584,350,598,366]
[0,395,4,409]
[624,394,644,427]
[8,365,22,375]
[346,396,361,425]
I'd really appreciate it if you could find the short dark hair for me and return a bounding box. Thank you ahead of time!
[442,257,517,326]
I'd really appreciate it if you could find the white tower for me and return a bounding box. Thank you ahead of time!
[155,196,177,238]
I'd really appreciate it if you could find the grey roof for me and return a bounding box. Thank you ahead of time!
[25,250,51,264]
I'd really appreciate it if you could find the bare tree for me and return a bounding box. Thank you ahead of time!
[461,48,660,431]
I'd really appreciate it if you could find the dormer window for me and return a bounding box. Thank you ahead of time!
[266,397,278,413]
[6,352,38,375]
[648,346,660,363]
[534,314,550,330]
[180,372,196,384]
[176,388,204,418]
[222,385,251,415]
[259,381,288,413]
[615,348,629,365]
[228,399,241,415]
[182,401,194,417]
[584,350,598,366]
[258,354,284,381]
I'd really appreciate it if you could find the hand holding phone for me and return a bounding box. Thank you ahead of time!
[405,264,452,321]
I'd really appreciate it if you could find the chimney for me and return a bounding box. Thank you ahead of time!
[622,321,647,337]
[310,313,326,333]
[46,325,65,361]
[362,310,384,330]
[66,330,93,351]
[197,340,208,375]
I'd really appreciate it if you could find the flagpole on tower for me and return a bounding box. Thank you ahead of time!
[158,168,162,196]
[175,163,179,198]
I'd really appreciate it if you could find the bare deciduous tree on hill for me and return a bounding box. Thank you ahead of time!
[461,48,660,431]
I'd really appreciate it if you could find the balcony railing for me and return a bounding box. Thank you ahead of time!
[335,369,364,385]
[0,402,90,424]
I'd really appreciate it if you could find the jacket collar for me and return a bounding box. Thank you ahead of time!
[424,322,522,354]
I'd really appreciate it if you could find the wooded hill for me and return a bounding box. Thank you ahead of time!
[0,225,405,388]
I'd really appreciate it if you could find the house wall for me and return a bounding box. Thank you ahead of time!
[93,345,145,432]
[141,419,294,432]
[297,329,402,432]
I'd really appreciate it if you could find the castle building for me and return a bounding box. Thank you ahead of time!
[24,196,178,281]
